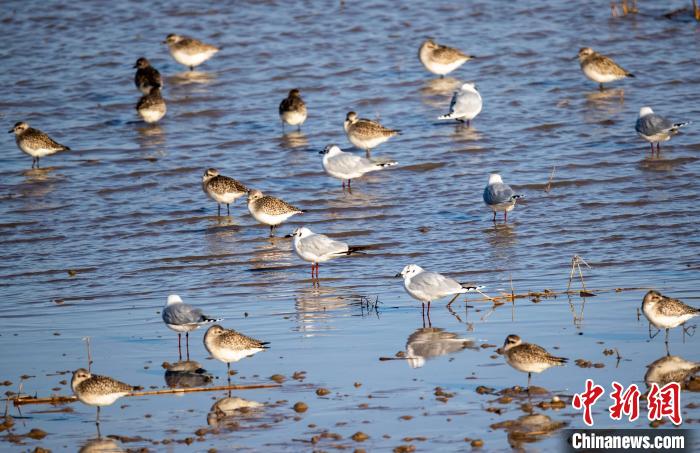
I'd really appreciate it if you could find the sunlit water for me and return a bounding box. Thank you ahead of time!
[1,0,699,451]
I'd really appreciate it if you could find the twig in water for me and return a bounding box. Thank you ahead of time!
[545,166,556,193]
[566,255,591,294]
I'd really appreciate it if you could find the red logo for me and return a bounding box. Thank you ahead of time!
[647,382,682,425]
[608,381,641,422]
[572,379,606,426]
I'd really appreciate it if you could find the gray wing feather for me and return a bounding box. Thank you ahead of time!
[411,272,462,296]
[163,303,205,325]
[483,183,515,206]
[301,234,349,258]
[454,91,482,118]
[636,114,673,136]
[328,153,377,174]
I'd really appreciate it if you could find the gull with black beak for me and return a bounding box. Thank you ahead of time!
[286,226,367,279]
[635,107,689,156]
[162,294,222,360]
[320,144,397,189]
[483,173,522,222]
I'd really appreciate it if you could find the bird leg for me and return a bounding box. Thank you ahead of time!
[227,363,232,385]
[426,302,432,327]
[269,225,275,237]
[365,149,371,158]
[189,66,194,71]
[648,323,660,339]
[178,333,182,360]
[665,328,669,347]
[227,204,230,216]
[599,83,605,91]
[447,293,460,308]
[186,332,190,361]
[36,157,40,168]
[504,211,508,222]
[217,204,221,217]
[96,406,101,438]
[467,119,471,128]
[492,211,497,223]
[347,179,352,189]
[527,372,532,392]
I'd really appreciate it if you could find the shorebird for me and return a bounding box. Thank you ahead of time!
[133,57,162,95]
[71,368,136,434]
[418,39,474,77]
[202,168,248,217]
[203,325,269,383]
[396,264,483,320]
[344,111,399,157]
[279,88,307,131]
[163,33,219,70]
[162,294,221,360]
[136,86,166,123]
[247,189,304,237]
[9,122,70,168]
[644,355,700,388]
[642,290,699,347]
[437,82,482,126]
[319,144,397,189]
[502,334,567,390]
[577,47,634,90]
[635,107,689,156]
[286,226,366,279]
[483,173,522,222]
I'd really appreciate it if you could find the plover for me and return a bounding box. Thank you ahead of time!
[202,168,248,217]
[418,39,474,77]
[247,189,304,236]
[208,396,263,426]
[319,144,397,188]
[405,327,475,369]
[644,355,700,388]
[502,334,567,389]
[635,107,689,156]
[162,294,222,360]
[203,324,269,383]
[136,86,166,123]
[286,226,366,279]
[437,82,482,126]
[133,57,162,95]
[344,111,399,156]
[71,368,136,431]
[396,264,483,317]
[279,88,307,131]
[9,121,70,168]
[483,173,522,222]
[577,47,634,90]
[642,290,699,346]
[164,34,219,70]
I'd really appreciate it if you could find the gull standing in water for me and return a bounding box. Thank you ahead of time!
[71,368,137,436]
[9,121,71,168]
[162,294,222,360]
[247,189,304,237]
[163,34,219,71]
[418,39,474,77]
[642,290,699,349]
[202,168,248,217]
[320,144,397,189]
[437,82,482,126]
[279,88,307,131]
[203,325,269,384]
[396,264,483,320]
[502,334,567,390]
[286,226,367,279]
[635,107,689,156]
[483,173,522,222]
[577,47,634,90]
[344,111,399,157]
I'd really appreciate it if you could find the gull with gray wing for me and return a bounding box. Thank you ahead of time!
[287,226,367,279]
[635,107,689,156]
[162,294,222,359]
[320,144,397,189]
[483,173,522,222]
[437,82,482,126]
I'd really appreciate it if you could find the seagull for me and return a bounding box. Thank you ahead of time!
[163,34,219,71]
[395,264,483,319]
[203,325,269,384]
[133,57,162,95]
[319,144,397,189]
[642,290,699,347]
[286,226,367,279]
[635,107,689,156]
[344,111,399,157]
[162,294,222,360]
[502,334,567,390]
[201,168,248,217]
[483,173,522,222]
[437,82,482,126]
[71,368,136,436]
[577,47,634,90]
[9,121,71,168]
[279,88,307,131]
[247,189,304,237]
[418,39,474,77]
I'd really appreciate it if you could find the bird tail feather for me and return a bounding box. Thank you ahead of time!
[437,113,456,120]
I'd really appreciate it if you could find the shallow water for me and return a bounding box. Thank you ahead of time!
[1,0,700,451]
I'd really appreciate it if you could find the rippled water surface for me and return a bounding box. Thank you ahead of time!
[2,0,700,451]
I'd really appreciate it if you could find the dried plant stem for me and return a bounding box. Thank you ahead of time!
[545,166,556,193]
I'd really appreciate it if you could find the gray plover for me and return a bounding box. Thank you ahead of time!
[437,82,482,126]
[247,189,303,237]
[162,294,222,359]
[418,39,474,77]
[202,168,248,217]
[71,368,136,431]
[203,324,269,383]
[642,290,699,346]
[483,173,522,222]
[9,121,71,168]
[644,355,700,388]
[577,47,634,90]
[286,226,366,279]
[164,34,219,70]
[320,144,397,188]
[635,107,689,156]
[136,86,166,123]
[502,334,567,389]
[279,88,307,131]
[344,111,399,156]
[133,57,162,95]
[396,264,482,317]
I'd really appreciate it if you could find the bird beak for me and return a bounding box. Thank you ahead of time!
[162,40,168,44]
[572,55,579,60]
[284,233,293,238]
[133,64,138,68]
[7,129,13,133]
[394,273,402,278]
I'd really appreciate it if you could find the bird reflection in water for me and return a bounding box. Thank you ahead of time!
[294,285,351,335]
[644,355,700,388]
[420,77,462,103]
[451,124,483,143]
[583,88,625,122]
[18,167,58,198]
[280,131,308,150]
[404,326,477,368]
[78,437,124,453]
[135,123,165,150]
[164,360,213,388]
[207,396,264,428]
[169,70,216,86]
[491,413,566,450]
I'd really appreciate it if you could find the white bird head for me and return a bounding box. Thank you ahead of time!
[487,173,503,185]
[395,264,424,279]
[638,106,654,118]
[166,294,183,306]
[460,82,478,92]
[319,144,342,156]
[503,334,522,351]
[287,226,313,238]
